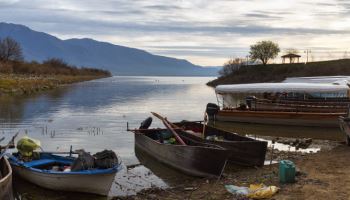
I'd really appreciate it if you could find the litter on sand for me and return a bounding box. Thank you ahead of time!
[225,183,279,199]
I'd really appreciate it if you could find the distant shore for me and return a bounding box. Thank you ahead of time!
[207,59,350,87]
[0,74,110,96]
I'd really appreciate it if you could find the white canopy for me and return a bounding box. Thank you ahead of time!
[215,83,350,94]
[283,76,350,84]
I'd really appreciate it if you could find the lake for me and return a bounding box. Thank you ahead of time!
[0,76,343,199]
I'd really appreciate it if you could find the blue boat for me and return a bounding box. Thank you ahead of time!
[7,152,122,196]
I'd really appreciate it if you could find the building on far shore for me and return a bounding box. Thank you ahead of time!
[281,53,301,64]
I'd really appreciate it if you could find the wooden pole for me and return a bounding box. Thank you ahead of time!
[151,112,186,145]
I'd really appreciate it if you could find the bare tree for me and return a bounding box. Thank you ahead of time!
[0,37,24,62]
[219,58,245,76]
[249,40,280,65]
[285,48,299,54]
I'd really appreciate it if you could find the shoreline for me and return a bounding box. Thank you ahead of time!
[116,139,347,200]
[0,74,110,96]
[207,59,350,87]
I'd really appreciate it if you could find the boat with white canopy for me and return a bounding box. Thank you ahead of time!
[207,82,350,127]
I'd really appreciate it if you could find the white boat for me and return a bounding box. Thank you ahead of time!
[207,82,350,127]
[0,157,13,200]
[7,152,122,196]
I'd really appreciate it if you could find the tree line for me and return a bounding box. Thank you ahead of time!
[0,37,111,76]
[219,40,280,76]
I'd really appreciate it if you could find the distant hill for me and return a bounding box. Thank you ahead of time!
[207,59,350,86]
[0,22,219,76]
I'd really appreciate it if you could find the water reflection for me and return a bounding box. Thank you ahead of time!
[0,76,343,199]
[0,76,217,198]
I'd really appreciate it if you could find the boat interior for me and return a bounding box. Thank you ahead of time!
[175,121,257,142]
[0,157,9,179]
[12,152,73,171]
[141,129,224,149]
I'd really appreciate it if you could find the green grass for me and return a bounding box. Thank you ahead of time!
[207,59,350,87]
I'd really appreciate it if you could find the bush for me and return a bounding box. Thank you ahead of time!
[1,58,111,77]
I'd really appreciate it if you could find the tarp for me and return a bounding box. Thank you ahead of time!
[215,83,349,94]
[283,76,350,84]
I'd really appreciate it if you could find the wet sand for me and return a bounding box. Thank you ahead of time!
[116,140,348,200]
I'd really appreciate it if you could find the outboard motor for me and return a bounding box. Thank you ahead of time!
[206,103,220,117]
[139,117,152,129]
[245,96,257,109]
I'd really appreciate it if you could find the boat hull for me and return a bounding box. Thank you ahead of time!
[0,157,13,200]
[11,164,116,196]
[214,110,344,127]
[134,133,228,177]
[174,121,267,167]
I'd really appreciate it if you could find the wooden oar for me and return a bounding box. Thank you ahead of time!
[151,112,181,129]
[151,112,186,145]
[127,128,183,133]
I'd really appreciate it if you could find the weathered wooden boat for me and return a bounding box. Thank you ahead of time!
[208,82,349,127]
[173,121,267,167]
[214,109,345,127]
[131,120,229,177]
[7,152,122,196]
[0,157,13,200]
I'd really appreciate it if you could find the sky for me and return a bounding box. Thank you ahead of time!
[1,0,350,66]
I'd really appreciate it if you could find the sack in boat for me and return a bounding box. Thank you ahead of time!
[71,149,95,171]
[17,136,41,157]
[93,150,118,169]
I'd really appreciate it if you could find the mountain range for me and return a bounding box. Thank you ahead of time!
[0,22,219,76]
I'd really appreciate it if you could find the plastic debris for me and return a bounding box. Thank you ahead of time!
[225,185,249,195]
[225,183,279,199]
[16,136,41,157]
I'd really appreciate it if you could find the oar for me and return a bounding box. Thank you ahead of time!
[151,112,181,129]
[0,137,5,143]
[151,112,187,145]
[127,128,183,133]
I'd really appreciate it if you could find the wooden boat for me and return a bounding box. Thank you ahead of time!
[7,152,122,196]
[0,157,13,200]
[214,109,344,127]
[173,121,267,167]
[0,134,17,200]
[131,124,229,177]
[209,82,349,127]
[250,98,349,113]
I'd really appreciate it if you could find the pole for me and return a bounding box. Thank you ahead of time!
[151,112,186,145]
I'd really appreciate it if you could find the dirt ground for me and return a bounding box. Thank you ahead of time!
[116,141,350,200]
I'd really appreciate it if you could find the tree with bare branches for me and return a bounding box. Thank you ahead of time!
[0,37,24,62]
[249,40,280,65]
[219,58,245,76]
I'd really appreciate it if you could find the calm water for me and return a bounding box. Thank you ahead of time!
[0,76,343,199]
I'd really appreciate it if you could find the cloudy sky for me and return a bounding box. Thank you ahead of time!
[1,0,350,66]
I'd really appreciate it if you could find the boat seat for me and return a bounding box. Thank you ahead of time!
[25,159,63,168]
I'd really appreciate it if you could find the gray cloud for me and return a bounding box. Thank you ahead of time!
[0,0,348,65]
